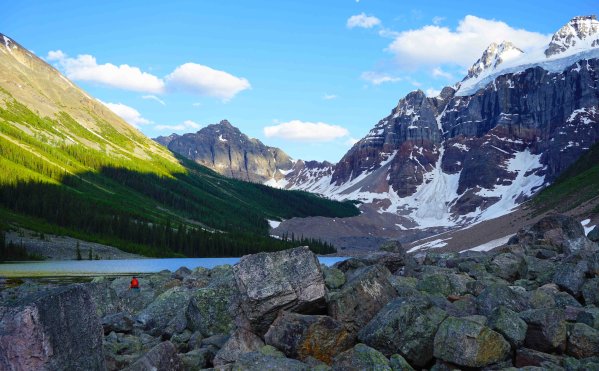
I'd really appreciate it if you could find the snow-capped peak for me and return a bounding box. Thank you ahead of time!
[464,41,524,81]
[545,15,599,57]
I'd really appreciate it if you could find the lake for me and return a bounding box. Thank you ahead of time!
[0,256,348,278]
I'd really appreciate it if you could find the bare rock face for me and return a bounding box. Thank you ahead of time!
[233,246,327,335]
[155,120,294,183]
[0,285,105,371]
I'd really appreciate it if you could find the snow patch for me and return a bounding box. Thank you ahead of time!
[466,235,511,252]
[267,219,282,229]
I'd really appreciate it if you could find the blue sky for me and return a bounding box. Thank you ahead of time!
[4,0,597,161]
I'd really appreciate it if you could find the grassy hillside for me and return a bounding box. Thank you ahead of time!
[0,34,358,258]
[533,140,599,213]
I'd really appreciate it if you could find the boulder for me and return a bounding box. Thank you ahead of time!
[102,312,135,334]
[488,252,526,281]
[488,306,528,347]
[233,247,327,335]
[358,251,407,274]
[510,215,595,254]
[358,296,447,367]
[136,287,192,333]
[415,272,473,297]
[331,344,391,371]
[264,311,354,364]
[577,307,599,330]
[389,354,415,371]
[379,240,403,253]
[186,273,236,337]
[553,259,589,297]
[213,328,265,366]
[322,266,346,290]
[588,225,599,242]
[125,341,182,371]
[515,347,563,368]
[476,284,529,316]
[519,309,567,353]
[231,346,310,371]
[567,323,599,358]
[433,316,511,368]
[0,285,105,371]
[582,277,599,306]
[179,348,212,370]
[328,265,397,333]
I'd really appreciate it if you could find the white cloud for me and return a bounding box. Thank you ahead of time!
[47,50,165,93]
[425,88,442,97]
[99,101,152,127]
[431,67,454,80]
[432,16,445,25]
[361,71,402,85]
[166,63,250,101]
[192,102,202,107]
[155,120,202,132]
[264,120,349,142]
[142,95,166,105]
[387,15,551,69]
[323,93,338,100]
[347,13,381,29]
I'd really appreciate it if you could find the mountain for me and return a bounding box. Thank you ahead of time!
[270,15,599,249]
[155,120,294,183]
[0,32,359,257]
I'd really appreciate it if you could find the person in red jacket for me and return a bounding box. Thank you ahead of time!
[130,276,139,290]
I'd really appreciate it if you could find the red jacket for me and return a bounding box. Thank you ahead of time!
[130,278,139,289]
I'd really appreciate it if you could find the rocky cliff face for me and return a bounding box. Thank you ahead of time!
[277,15,599,230]
[155,120,294,183]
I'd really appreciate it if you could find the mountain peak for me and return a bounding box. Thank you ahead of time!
[545,15,599,57]
[218,119,233,127]
[464,41,523,81]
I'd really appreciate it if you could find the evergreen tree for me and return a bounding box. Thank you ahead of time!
[88,247,92,260]
[76,241,82,260]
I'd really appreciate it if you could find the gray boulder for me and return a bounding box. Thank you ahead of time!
[519,308,567,353]
[488,306,528,347]
[179,348,212,370]
[567,323,599,358]
[514,347,564,368]
[264,311,354,364]
[358,296,447,367]
[577,307,599,330]
[582,277,599,306]
[102,311,135,334]
[415,272,473,297]
[553,258,589,297]
[588,226,599,242]
[136,287,192,333]
[328,265,397,333]
[510,215,595,255]
[476,284,530,315]
[322,266,346,290]
[433,316,511,368]
[389,354,415,371]
[0,285,105,371]
[125,341,182,371]
[488,252,526,281]
[332,344,391,371]
[214,328,264,366]
[231,346,310,371]
[186,269,236,337]
[233,247,327,335]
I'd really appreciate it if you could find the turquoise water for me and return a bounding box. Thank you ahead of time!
[0,257,347,278]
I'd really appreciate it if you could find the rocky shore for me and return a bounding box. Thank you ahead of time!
[1,214,599,370]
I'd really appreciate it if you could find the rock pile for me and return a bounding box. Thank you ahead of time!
[1,215,598,370]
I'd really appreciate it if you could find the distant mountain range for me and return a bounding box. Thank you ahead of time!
[155,15,599,250]
[0,32,358,257]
